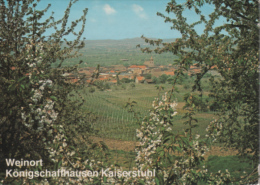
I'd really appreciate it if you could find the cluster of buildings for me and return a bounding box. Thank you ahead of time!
[66,57,201,84]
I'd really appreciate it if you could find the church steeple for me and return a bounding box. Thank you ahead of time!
[143,56,155,67]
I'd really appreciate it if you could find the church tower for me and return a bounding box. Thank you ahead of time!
[144,56,155,67]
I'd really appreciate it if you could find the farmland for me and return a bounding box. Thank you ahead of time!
[76,83,215,141]
[64,38,223,143]
[66,38,256,183]
[73,81,255,181]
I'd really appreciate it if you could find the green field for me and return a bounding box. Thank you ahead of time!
[64,38,256,183]
[74,82,216,141]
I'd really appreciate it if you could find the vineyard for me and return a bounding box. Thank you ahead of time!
[79,84,160,141]
[72,83,216,141]
[70,82,256,178]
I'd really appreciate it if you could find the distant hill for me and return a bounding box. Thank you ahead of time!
[83,37,177,48]
[55,38,178,68]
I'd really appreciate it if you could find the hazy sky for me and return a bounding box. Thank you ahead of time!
[37,0,219,40]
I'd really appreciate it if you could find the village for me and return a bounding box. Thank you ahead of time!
[67,56,201,84]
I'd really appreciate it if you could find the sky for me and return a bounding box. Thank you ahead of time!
[37,0,220,40]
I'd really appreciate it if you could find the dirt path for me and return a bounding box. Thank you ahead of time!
[90,136,238,159]
[91,136,137,152]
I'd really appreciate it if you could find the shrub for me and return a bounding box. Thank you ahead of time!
[0,1,109,184]
[183,84,190,90]
[89,87,96,93]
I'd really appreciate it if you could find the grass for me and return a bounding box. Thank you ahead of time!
[105,149,257,184]
[170,113,216,139]
[109,150,136,170]
[198,155,258,184]
[206,155,256,179]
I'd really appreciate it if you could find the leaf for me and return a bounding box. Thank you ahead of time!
[57,160,62,169]
[191,124,198,128]
[50,96,57,101]
[8,84,16,91]
[99,141,109,151]
[155,177,160,185]
[163,138,170,144]
[103,176,107,183]
[138,179,146,185]
[159,151,165,157]
[38,165,42,171]
[18,76,27,82]
[175,146,182,152]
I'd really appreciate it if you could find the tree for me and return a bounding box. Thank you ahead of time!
[121,77,134,83]
[0,0,101,183]
[130,82,135,89]
[143,73,152,79]
[138,0,259,183]
[152,76,159,84]
[126,93,233,184]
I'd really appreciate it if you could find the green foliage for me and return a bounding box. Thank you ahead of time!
[151,76,159,84]
[130,83,135,89]
[0,0,106,184]
[183,84,190,90]
[121,84,126,90]
[94,80,111,91]
[89,87,96,93]
[151,74,171,84]
[206,155,257,182]
[184,93,208,112]
[138,0,259,183]
[130,91,233,184]
[121,78,134,83]
[168,73,189,85]
[158,74,169,83]
[143,73,152,80]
